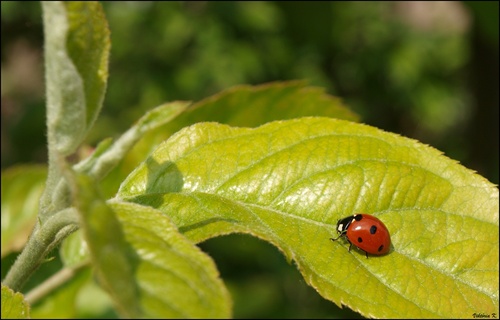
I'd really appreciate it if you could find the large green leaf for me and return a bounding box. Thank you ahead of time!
[73,174,231,318]
[42,1,110,155]
[1,165,47,257]
[117,117,499,318]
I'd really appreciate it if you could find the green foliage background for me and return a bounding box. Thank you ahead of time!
[1,2,498,318]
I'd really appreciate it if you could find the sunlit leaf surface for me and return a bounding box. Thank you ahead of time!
[118,117,499,318]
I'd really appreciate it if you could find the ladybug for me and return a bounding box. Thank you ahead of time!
[330,213,391,257]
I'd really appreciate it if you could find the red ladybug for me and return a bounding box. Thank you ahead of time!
[330,213,391,257]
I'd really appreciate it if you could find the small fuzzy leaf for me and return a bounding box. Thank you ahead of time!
[42,2,110,155]
[118,117,499,318]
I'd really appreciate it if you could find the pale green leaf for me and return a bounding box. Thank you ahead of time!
[162,81,359,136]
[1,165,47,257]
[189,80,359,124]
[74,174,231,318]
[118,117,499,318]
[1,285,30,319]
[42,2,110,155]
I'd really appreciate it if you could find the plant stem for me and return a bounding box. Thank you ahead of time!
[24,260,89,304]
[2,207,80,292]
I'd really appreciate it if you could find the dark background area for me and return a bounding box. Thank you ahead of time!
[2,2,498,318]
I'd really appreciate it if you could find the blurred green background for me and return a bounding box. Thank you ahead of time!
[1,1,498,318]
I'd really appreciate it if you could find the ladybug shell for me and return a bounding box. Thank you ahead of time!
[340,214,391,255]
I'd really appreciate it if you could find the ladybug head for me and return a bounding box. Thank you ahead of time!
[336,215,355,235]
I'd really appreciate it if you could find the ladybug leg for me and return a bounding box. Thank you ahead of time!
[331,235,358,255]
[346,240,369,258]
[330,234,342,242]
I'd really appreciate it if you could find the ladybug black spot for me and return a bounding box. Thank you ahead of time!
[357,237,363,243]
[370,225,377,234]
[378,245,384,252]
